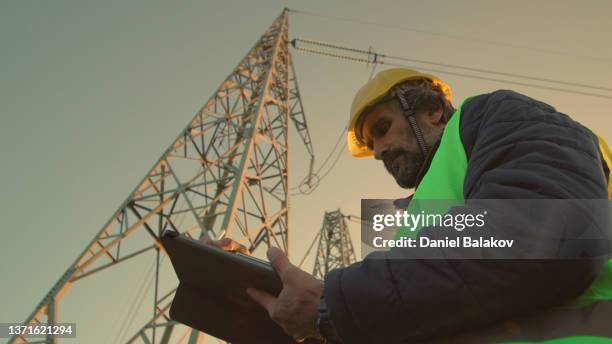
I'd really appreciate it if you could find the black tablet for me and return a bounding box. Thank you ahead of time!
[160,229,297,343]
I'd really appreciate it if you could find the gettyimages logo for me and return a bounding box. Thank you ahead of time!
[371,210,487,232]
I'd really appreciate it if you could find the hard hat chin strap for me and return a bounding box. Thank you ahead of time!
[394,89,430,158]
[406,114,430,158]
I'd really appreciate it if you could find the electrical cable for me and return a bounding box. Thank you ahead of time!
[291,125,347,191]
[315,127,347,175]
[110,181,197,343]
[112,258,157,343]
[291,38,612,100]
[343,214,373,225]
[288,8,612,63]
[383,61,612,99]
[294,38,612,92]
[317,141,347,182]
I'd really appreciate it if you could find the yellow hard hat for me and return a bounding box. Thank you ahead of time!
[347,68,452,158]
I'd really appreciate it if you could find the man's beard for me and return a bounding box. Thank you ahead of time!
[383,148,424,189]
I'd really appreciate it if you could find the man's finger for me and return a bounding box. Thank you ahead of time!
[199,236,213,245]
[200,237,249,254]
[246,288,276,314]
[228,241,249,255]
[267,247,294,282]
[220,237,233,245]
[199,236,225,247]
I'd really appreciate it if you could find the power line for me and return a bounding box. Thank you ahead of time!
[315,127,347,175]
[291,125,347,191]
[343,214,372,225]
[288,8,612,63]
[317,141,346,181]
[112,257,157,343]
[385,54,612,92]
[291,39,612,100]
[286,139,346,196]
[298,231,321,268]
[383,61,612,100]
[294,38,612,92]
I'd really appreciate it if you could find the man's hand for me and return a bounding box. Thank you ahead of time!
[199,236,250,255]
[247,247,324,342]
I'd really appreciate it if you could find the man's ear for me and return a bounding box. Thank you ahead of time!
[426,108,446,127]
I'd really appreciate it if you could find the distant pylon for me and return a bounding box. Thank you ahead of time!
[312,210,356,279]
[11,8,314,344]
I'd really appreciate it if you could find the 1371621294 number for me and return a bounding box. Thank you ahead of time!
[2,323,76,338]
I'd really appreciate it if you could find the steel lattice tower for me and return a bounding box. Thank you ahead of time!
[312,210,356,279]
[11,8,314,344]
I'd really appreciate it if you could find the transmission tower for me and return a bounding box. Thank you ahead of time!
[311,210,356,279]
[11,8,314,344]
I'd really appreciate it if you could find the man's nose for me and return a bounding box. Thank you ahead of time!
[373,141,388,161]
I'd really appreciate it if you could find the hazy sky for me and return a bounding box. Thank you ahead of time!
[2,0,611,342]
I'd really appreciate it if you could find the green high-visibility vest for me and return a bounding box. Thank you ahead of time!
[396,97,612,343]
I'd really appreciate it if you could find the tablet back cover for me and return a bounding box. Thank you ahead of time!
[161,232,299,343]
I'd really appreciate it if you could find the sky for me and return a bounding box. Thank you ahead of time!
[2,0,612,343]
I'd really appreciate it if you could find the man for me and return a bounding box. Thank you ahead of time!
[210,68,612,343]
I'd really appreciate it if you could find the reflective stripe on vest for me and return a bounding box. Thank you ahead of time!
[397,96,612,343]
